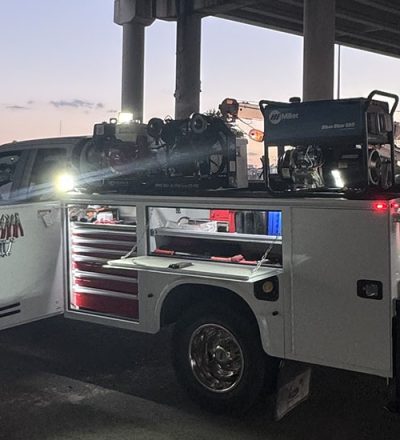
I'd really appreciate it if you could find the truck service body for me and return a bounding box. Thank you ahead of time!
[1,91,400,414]
[1,195,399,408]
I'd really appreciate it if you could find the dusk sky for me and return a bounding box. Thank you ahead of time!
[2,0,400,147]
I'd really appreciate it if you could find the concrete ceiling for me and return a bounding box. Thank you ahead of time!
[155,0,400,58]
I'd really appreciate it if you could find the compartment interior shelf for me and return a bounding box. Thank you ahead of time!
[153,227,282,244]
[73,222,136,232]
[152,226,282,264]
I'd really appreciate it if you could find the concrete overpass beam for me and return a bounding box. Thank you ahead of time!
[175,1,202,118]
[154,0,177,19]
[114,0,154,121]
[193,0,260,14]
[303,0,335,101]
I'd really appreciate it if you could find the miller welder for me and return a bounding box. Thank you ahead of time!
[260,90,399,195]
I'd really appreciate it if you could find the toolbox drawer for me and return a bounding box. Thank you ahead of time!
[72,260,138,278]
[74,273,138,295]
[72,290,139,320]
[68,208,139,321]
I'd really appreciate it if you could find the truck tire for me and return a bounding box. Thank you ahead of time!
[172,303,278,414]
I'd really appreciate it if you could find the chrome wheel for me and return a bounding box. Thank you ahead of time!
[189,324,244,393]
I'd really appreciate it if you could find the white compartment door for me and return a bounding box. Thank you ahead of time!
[0,202,64,331]
[289,207,392,377]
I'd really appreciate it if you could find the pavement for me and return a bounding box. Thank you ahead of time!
[1,316,400,439]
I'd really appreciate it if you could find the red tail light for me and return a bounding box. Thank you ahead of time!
[373,202,388,211]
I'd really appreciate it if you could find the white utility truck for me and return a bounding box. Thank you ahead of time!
[1,91,400,416]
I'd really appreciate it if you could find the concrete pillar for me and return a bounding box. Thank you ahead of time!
[303,0,336,101]
[175,1,202,119]
[121,21,145,120]
[114,0,154,121]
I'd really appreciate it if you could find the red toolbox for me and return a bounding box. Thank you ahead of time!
[209,210,236,232]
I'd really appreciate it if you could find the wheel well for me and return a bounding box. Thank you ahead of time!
[160,283,258,330]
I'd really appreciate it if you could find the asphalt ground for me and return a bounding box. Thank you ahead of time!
[1,316,400,439]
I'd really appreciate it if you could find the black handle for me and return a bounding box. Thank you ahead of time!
[367,90,399,116]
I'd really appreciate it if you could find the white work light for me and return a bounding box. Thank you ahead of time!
[331,169,344,188]
[55,172,75,193]
[118,112,134,124]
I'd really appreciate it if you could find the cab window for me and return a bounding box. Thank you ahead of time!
[0,152,22,201]
[28,148,67,200]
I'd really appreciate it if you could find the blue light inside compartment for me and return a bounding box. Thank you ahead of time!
[267,211,282,236]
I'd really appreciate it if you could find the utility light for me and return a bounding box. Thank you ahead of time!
[118,112,134,124]
[262,280,275,294]
[331,169,344,188]
[55,172,75,193]
[249,129,264,142]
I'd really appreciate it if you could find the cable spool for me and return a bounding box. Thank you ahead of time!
[190,113,208,134]
[368,149,382,186]
[147,118,164,139]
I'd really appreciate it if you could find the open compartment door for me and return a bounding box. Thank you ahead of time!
[0,202,64,331]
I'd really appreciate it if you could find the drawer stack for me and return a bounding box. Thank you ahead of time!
[70,222,139,320]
